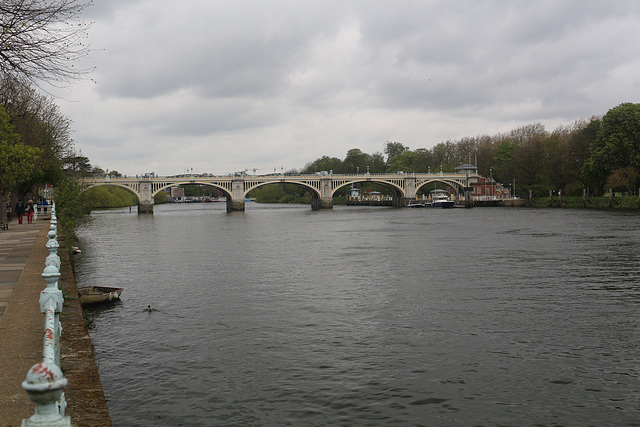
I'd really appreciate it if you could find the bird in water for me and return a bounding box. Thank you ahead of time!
[145,305,156,312]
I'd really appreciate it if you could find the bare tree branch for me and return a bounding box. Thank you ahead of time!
[0,0,93,87]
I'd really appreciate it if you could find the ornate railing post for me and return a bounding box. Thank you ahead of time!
[22,207,71,426]
[45,229,61,271]
[21,360,69,427]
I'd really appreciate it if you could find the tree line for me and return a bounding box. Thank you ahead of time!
[300,102,640,198]
[0,0,93,231]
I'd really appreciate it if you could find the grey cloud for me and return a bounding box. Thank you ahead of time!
[57,0,640,175]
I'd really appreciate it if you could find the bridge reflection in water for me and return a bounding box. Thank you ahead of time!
[79,171,509,213]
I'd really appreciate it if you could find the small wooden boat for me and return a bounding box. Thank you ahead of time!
[78,286,123,305]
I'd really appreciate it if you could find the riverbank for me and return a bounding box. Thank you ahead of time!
[0,219,111,427]
[523,195,640,209]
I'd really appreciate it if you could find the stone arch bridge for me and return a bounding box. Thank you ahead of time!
[78,172,489,213]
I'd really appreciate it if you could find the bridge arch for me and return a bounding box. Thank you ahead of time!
[243,180,321,199]
[416,178,466,196]
[79,182,142,203]
[150,181,233,199]
[329,178,405,198]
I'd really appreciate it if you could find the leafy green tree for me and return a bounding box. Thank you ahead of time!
[62,155,93,176]
[302,156,343,174]
[3,86,73,191]
[411,148,434,173]
[583,103,640,194]
[0,104,41,220]
[369,152,386,173]
[343,148,369,173]
[384,141,409,163]
[53,175,86,245]
[491,140,517,184]
[386,150,418,172]
[430,142,457,171]
[564,118,599,191]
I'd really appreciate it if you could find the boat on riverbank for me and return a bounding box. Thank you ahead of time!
[425,190,455,208]
[78,286,123,305]
[407,200,425,208]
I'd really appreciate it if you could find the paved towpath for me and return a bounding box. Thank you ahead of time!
[0,218,112,426]
[0,220,51,425]
[0,221,43,320]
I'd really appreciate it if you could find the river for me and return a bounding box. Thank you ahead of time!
[75,203,640,426]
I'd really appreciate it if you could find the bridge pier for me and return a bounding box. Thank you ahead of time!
[394,197,413,208]
[226,199,245,212]
[138,202,154,214]
[312,177,333,210]
[311,197,333,210]
[138,181,154,214]
[464,188,473,208]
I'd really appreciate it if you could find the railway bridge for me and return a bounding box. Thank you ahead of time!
[78,170,498,213]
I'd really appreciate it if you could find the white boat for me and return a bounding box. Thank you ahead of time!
[407,200,425,208]
[424,190,455,209]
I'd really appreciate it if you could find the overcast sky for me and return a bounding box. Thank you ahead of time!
[55,0,640,176]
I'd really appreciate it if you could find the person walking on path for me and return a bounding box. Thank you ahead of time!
[25,200,34,224]
[14,200,25,224]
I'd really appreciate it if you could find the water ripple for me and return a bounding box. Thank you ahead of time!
[78,205,640,426]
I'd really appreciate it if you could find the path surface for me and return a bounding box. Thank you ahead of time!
[0,221,43,320]
[0,218,112,426]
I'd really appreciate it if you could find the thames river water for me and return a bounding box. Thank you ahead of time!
[75,203,640,426]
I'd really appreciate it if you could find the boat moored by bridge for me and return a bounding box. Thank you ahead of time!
[425,190,455,208]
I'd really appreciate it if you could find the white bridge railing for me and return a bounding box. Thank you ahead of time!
[21,204,71,426]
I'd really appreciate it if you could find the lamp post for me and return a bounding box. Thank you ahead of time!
[490,168,493,198]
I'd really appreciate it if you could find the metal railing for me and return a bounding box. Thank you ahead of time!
[21,204,71,426]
